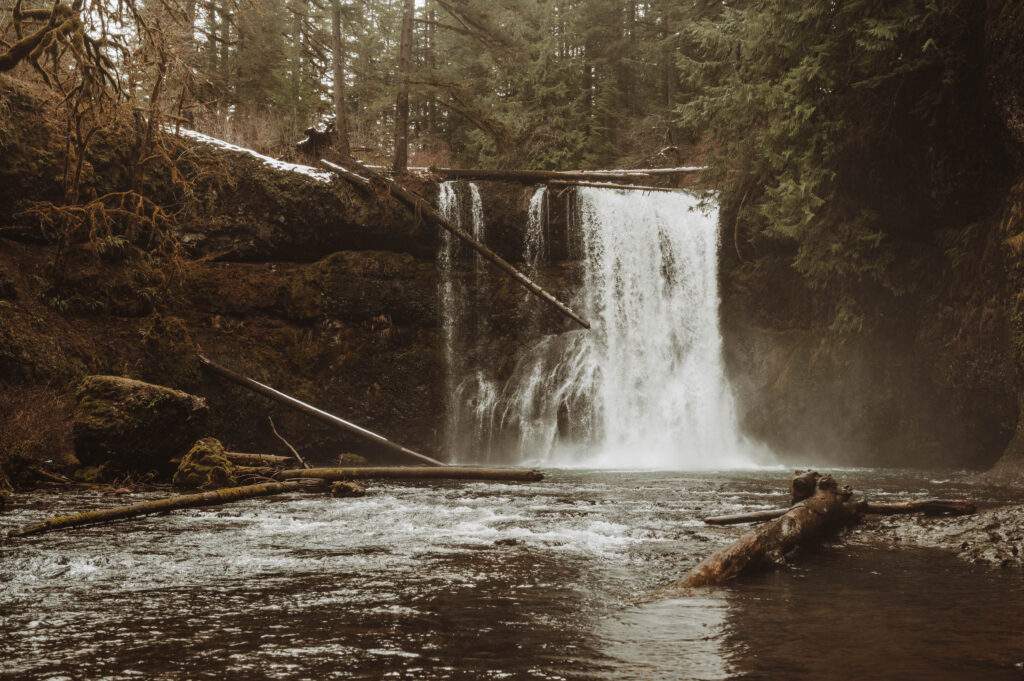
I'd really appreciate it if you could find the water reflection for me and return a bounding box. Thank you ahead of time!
[722,546,1024,680]
[595,595,733,680]
[1,471,1021,680]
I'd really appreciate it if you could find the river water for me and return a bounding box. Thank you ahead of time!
[2,469,1022,680]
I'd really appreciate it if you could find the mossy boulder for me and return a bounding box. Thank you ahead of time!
[337,453,369,466]
[173,437,237,488]
[73,375,208,473]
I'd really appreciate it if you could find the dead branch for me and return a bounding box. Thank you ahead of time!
[268,416,310,470]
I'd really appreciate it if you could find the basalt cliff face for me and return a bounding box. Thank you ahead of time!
[2,68,1024,480]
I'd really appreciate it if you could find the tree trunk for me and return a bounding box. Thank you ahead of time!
[275,466,543,482]
[661,472,854,591]
[198,354,446,467]
[9,481,323,537]
[392,0,415,172]
[318,159,591,329]
[425,7,437,139]
[331,0,351,157]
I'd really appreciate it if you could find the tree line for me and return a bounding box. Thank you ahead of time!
[3,0,1015,335]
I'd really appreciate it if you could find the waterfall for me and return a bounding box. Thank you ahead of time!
[524,186,548,273]
[438,183,757,469]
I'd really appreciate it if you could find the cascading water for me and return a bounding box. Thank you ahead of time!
[438,183,758,469]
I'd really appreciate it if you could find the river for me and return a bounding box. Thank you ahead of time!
[2,469,1021,680]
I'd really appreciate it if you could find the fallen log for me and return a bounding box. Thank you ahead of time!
[224,452,293,467]
[661,472,853,591]
[703,498,977,526]
[199,354,446,467]
[275,466,543,483]
[424,167,703,184]
[547,179,678,193]
[318,158,591,330]
[9,480,323,538]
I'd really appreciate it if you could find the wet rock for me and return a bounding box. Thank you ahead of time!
[0,276,16,300]
[330,480,366,498]
[337,453,369,467]
[0,461,10,510]
[850,504,1024,568]
[72,464,111,483]
[173,437,237,488]
[73,375,208,473]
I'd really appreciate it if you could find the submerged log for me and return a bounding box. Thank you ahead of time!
[862,499,976,515]
[9,481,322,537]
[703,498,977,526]
[275,466,544,482]
[199,354,445,467]
[703,508,791,526]
[318,159,591,330]
[663,472,853,591]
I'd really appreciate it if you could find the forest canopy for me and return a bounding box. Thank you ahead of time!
[1,0,1019,332]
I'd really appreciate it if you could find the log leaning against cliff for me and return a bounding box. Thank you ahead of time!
[198,354,446,467]
[317,159,591,330]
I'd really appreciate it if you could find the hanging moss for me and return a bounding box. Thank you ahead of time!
[173,437,237,488]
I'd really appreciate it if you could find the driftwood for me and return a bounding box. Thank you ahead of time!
[703,498,977,526]
[199,354,446,467]
[318,159,591,330]
[9,480,325,537]
[224,452,293,467]
[660,472,854,592]
[275,466,543,482]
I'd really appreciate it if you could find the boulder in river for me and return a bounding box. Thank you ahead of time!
[173,438,237,488]
[73,375,208,473]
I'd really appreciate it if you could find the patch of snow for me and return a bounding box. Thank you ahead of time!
[173,127,334,183]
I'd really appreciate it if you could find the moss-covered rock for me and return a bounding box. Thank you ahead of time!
[172,437,236,488]
[337,453,369,466]
[330,480,366,497]
[73,375,208,473]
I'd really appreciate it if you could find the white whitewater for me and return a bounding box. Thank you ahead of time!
[439,184,756,468]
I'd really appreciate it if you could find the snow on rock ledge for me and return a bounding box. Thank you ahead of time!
[174,127,334,183]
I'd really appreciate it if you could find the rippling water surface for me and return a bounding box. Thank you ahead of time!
[2,470,1022,680]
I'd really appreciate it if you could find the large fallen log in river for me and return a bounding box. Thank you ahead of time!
[658,472,854,592]
[9,481,323,537]
[274,466,544,483]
